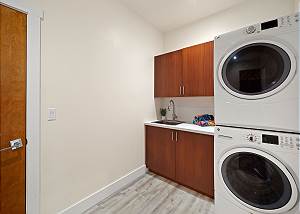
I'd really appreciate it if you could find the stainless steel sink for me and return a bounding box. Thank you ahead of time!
[153,120,184,125]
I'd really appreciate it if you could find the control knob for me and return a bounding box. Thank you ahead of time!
[246,25,256,34]
[247,134,257,142]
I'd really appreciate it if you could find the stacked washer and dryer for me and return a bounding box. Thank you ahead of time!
[214,13,300,214]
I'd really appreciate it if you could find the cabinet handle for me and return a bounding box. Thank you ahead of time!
[179,86,182,96]
[182,86,185,95]
[171,131,174,141]
[175,132,178,142]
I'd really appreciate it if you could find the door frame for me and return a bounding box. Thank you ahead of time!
[0,1,42,213]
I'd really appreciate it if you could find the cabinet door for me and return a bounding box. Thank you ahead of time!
[182,41,214,96]
[146,126,175,179]
[154,50,182,97]
[175,131,214,197]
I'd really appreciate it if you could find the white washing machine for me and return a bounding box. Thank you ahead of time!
[215,126,300,214]
[214,13,300,133]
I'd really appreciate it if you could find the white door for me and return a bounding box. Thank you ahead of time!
[218,40,296,100]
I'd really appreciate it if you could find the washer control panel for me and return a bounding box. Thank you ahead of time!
[279,135,300,150]
[245,132,300,151]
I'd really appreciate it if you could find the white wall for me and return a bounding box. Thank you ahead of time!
[296,0,300,11]
[156,0,296,123]
[164,0,296,52]
[39,0,163,213]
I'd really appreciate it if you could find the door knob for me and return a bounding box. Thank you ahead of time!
[0,139,23,152]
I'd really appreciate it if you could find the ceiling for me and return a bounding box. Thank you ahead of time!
[119,0,246,32]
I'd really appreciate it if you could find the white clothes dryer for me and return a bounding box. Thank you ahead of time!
[214,13,300,133]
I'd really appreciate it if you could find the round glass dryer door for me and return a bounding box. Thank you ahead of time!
[219,148,298,213]
[219,41,296,99]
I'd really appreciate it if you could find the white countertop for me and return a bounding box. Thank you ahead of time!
[144,121,215,136]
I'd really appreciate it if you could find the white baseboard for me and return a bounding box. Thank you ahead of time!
[59,165,147,214]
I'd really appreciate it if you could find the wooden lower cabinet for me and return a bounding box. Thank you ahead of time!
[175,131,214,197]
[145,126,214,198]
[145,126,176,180]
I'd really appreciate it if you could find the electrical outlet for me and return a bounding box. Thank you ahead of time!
[48,108,56,121]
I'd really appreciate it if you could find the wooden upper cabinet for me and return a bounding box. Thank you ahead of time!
[154,41,214,97]
[175,131,214,197]
[154,50,182,97]
[182,41,214,96]
[145,126,176,180]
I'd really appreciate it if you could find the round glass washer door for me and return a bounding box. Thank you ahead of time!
[219,148,298,213]
[218,40,296,100]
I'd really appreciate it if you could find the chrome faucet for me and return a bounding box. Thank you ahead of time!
[168,99,178,121]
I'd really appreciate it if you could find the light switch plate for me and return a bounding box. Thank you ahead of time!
[48,108,56,121]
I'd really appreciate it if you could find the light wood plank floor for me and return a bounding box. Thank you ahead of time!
[85,172,214,214]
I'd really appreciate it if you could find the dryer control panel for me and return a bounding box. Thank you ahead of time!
[278,13,299,27]
[244,12,299,35]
